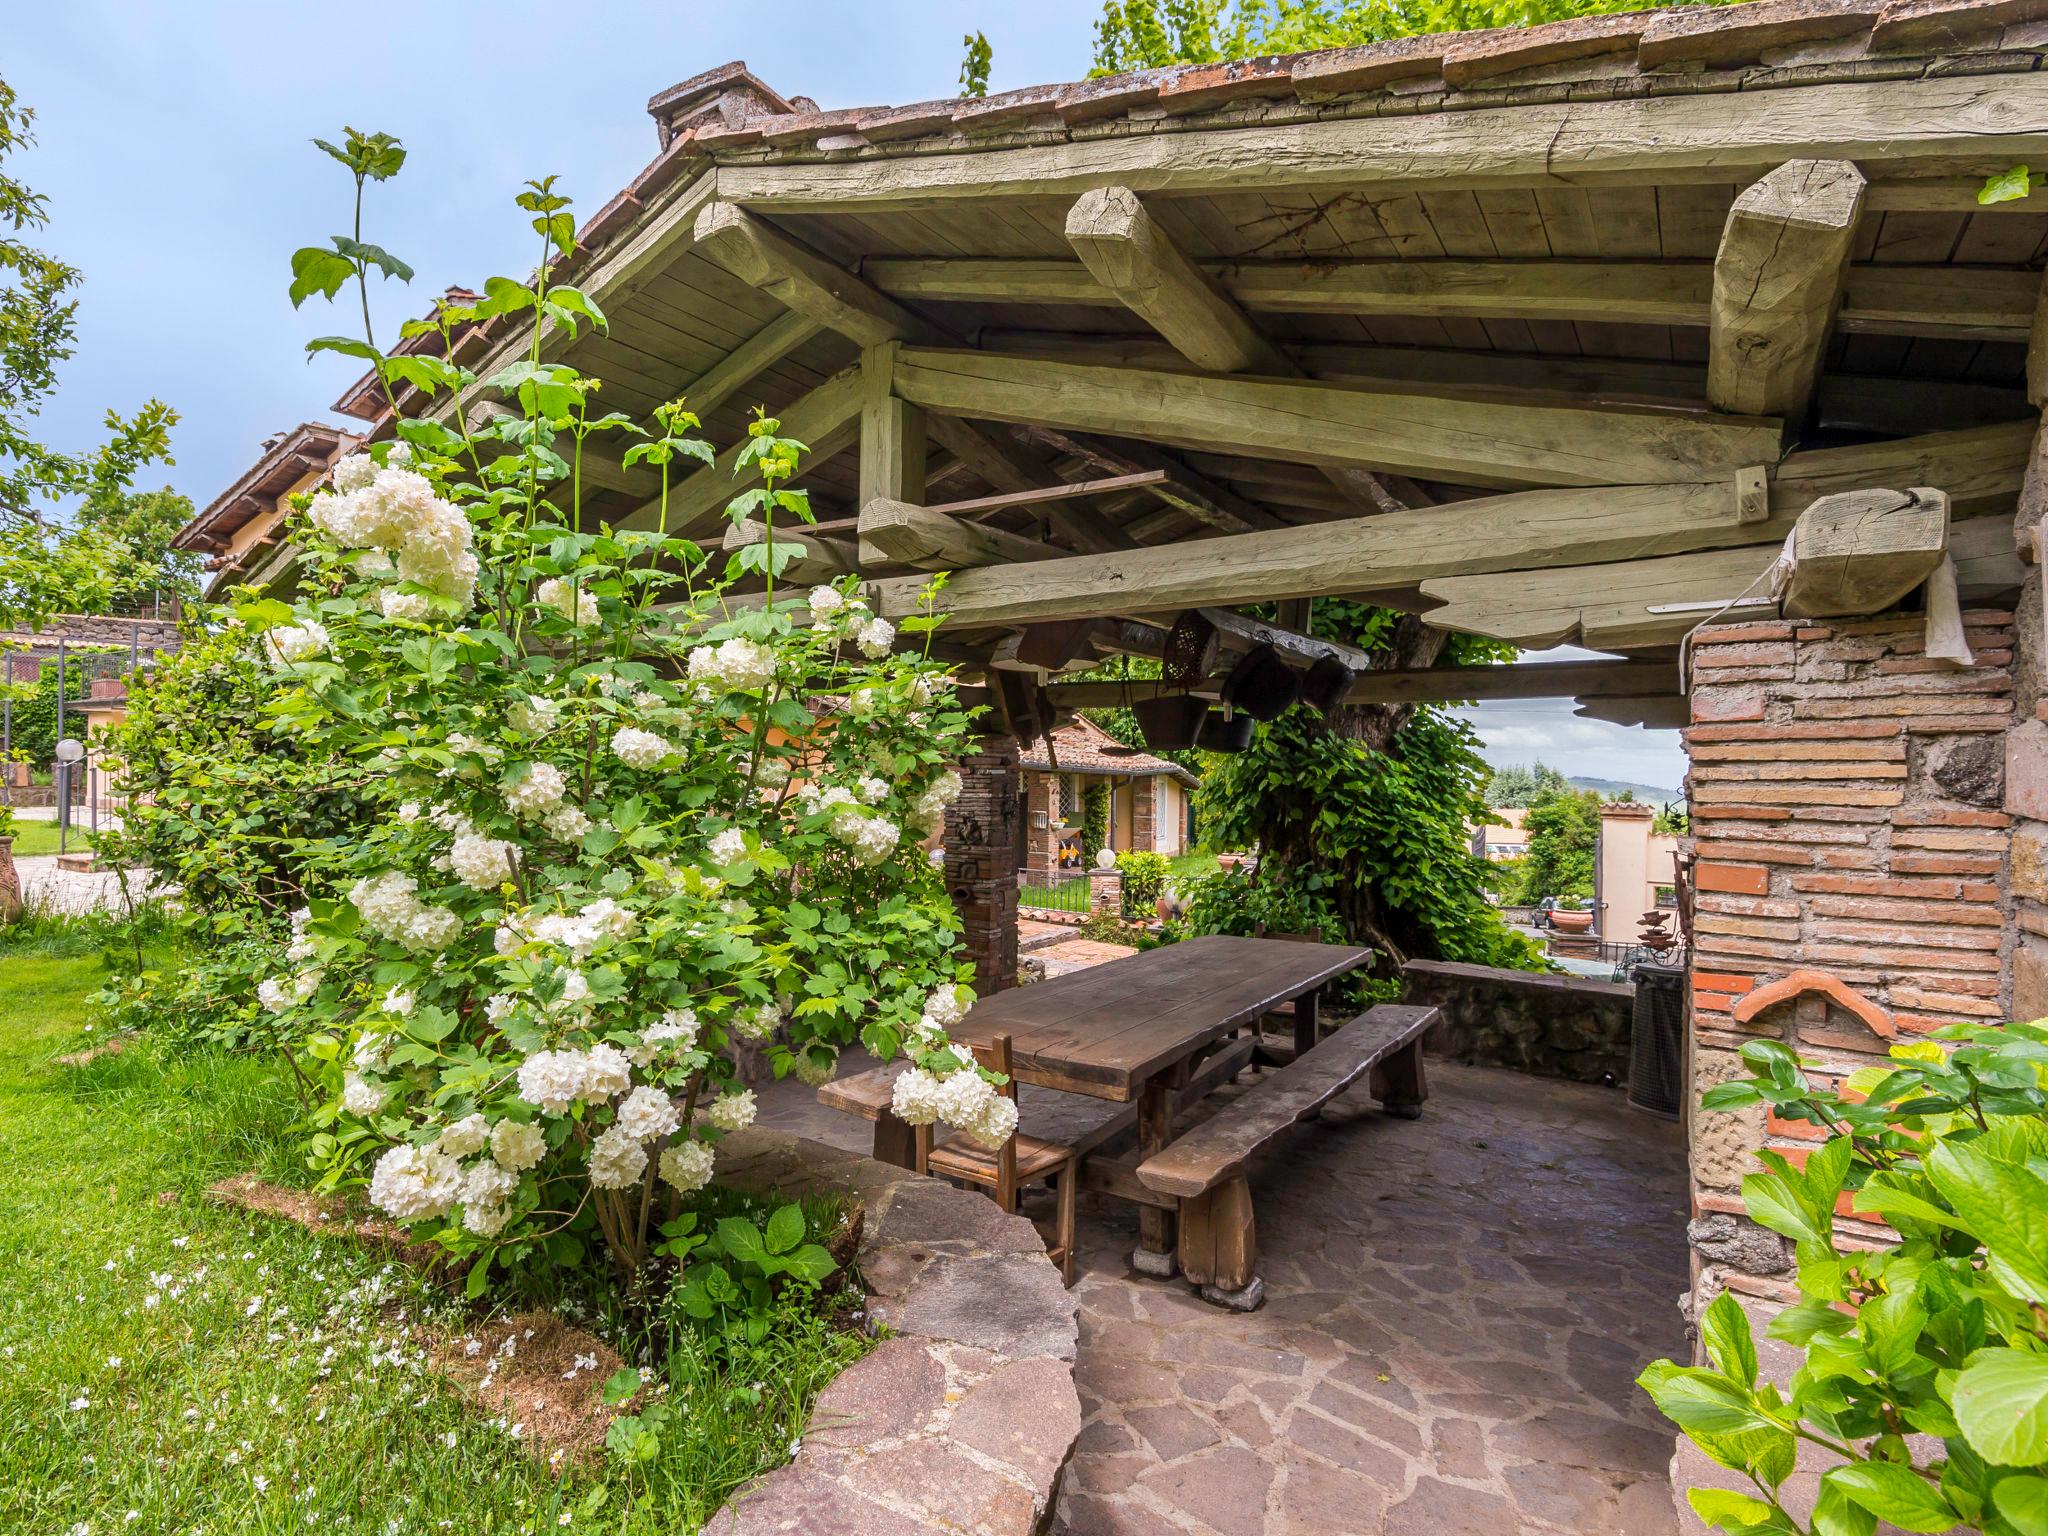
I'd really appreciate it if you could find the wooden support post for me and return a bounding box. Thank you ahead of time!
[1736,465,1770,525]
[1709,160,1866,425]
[693,200,947,349]
[1783,486,1950,617]
[1133,1076,1179,1276]
[859,342,926,512]
[1178,1175,1257,1295]
[871,1109,917,1168]
[1292,984,1322,1060]
[1369,1041,1430,1120]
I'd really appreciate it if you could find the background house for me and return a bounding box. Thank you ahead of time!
[1019,718,1195,875]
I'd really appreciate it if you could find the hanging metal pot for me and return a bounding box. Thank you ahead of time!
[1219,643,1300,722]
[1298,654,1356,716]
[1161,610,1220,690]
[1131,693,1210,752]
[1195,708,1256,752]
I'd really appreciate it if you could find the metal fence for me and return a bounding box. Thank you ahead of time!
[2,626,157,830]
[1018,870,1090,915]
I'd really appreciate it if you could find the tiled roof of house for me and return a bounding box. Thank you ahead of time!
[1021,717,1197,784]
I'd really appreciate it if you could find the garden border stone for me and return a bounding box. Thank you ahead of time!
[707,1126,1082,1535]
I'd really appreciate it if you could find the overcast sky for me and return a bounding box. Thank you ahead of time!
[8,0,1687,793]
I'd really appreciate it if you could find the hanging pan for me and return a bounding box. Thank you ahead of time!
[1219,643,1300,722]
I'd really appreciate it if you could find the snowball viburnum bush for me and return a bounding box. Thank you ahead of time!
[232,158,1008,1283]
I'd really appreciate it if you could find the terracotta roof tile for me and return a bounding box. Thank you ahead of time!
[1020,717,1196,783]
[1638,0,1885,70]
[1873,0,2048,49]
[1440,10,1652,88]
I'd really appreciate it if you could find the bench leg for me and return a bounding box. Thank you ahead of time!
[1131,1077,1179,1278]
[1370,1041,1429,1120]
[1180,1176,1262,1311]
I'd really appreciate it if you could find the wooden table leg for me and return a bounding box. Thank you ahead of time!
[871,1108,917,1168]
[1132,1077,1179,1277]
[1293,984,1321,1060]
[1371,1040,1429,1119]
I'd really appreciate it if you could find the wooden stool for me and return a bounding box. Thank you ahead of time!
[924,1034,1079,1285]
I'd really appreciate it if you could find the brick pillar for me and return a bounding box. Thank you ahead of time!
[1024,772,1061,877]
[1088,867,1123,918]
[943,735,1021,996]
[1132,776,1158,853]
[2010,403,2048,1015]
[1683,612,2015,1318]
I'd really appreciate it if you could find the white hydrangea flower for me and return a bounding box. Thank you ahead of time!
[333,453,377,494]
[490,1119,547,1173]
[507,695,559,736]
[613,1086,680,1143]
[379,589,432,622]
[959,1090,1019,1151]
[923,985,969,1030]
[610,727,674,770]
[515,1050,589,1115]
[658,1139,715,1193]
[505,761,566,819]
[794,1049,838,1089]
[261,622,331,667]
[357,548,395,578]
[341,1072,385,1117]
[855,617,895,658]
[587,1125,648,1189]
[687,636,775,693]
[542,802,593,841]
[484,993,516,1024]
[351,1029,391,1074]
[449,832,517,891]
[732,1001,782,1042]
[807,585,845,620]
[890,1068,944,1126]
[756,756,790,789]
[257,971,318,1014]
[631,1008,698,1066]
[841,814,901,866]
[461,1160,517,1209]
[462,1200,512,1237]
[707,828,747,865]
[845,688,876,717]
[582,1043,634,1101]
[435,1114,492,1159]
[856,776,890,805]
[350,871,459,953]
[911,770,964,827]
[537,577,598,625]
[367,1144,463,1222]
[383,987,417,1017]
[706,1091,757,1133]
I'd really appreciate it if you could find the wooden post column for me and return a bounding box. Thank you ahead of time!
[2006,271,2048,1018]
[942,733,1021,997]
[859,341,926,512]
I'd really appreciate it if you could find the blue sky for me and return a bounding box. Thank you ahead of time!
[8,0,1686,792]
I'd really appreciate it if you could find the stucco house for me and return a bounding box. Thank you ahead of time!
[1019,718,1196,875]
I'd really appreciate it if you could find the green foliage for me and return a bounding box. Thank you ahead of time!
[1982,165,2041,206]
[657,1197,841,1343]
[1190,706,1548,973]
[0,78,178,630]
[1515,783,1601,904]
[959,30,993,97]
[1653,800,1691,838]
[72,486,204,611]
[1089,0,1739,74]
[1647,1024,2048,1535]
[1487,760,1570,809]
[1116,849,1170,914]
[1,650,117,767]
[1081,782,1111,865]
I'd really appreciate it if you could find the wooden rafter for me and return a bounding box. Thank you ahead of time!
[692,200,950,348]
[859,498,1063,571]
[887,347,1784,491]
[1015,428,1284,535]
[1041,656,1679,709]
[922,415,1134,553]
[1708,160,1864,423]
[676,311,822,418]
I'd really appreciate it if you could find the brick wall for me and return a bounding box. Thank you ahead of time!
[1023,771,1061,877]
[1133,776,1157,853]
[1684,610,2015,1310]
[943,735,1021,996]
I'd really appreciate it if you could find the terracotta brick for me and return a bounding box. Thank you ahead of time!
[2023,907,2048,940]
[1697,894,1801,919]
[1692,970,1756,995]
[1766,1107,1828,1142]
[1794,626,1833,641]
[1894,807,2012,829]
[1889,987,2003,1018]
[1698,935,1805,961]
[1798,696,2010,720]
[1693,784,1902,808]
[1694,841,1818,866]
[1693,622,1798,645]
[1686,740,1905,763]
[1696,912,1804,939]
[1894,1011,1974,1035]
[1694,862,1770,895]
[1694,642,1796,669]
[1812,918,2001,950]
[1692,686,1767,723]
[1891,827,2007,852]
[1880,651,2014,674]
[1694,805,1793,822]
[1807,895,2005,927]
[1905,716,2016,735]
[1959,883,2005,903]
[1802,942,1999,974]
[2009,720,2048,821]
[1685,721,1900,743]
[1893,852,2003,876]
[1752,761,1909,781]
[1698,820,1872,845]
[1790,874,1961,899]
[1813,849,1884,870]
[1693,990,1739,1014]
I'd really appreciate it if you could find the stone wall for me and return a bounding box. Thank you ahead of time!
[1401,958,1634,1085]
[1683,609,2016,1314]
[944,734,1021,995]
[0,613,181,662]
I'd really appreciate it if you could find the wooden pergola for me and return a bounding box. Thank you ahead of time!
[326,2,2048,981]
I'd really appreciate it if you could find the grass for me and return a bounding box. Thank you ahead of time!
[3,818,95,857]
[0,934,870,1535]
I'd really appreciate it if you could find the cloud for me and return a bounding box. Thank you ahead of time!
[1447,647,1687,795]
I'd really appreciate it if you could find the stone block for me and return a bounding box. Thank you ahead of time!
[2017,933,2048,1024]
[2008,719,2048,820]
[1691,1047,1768,1191]
[2016,822,2048,905]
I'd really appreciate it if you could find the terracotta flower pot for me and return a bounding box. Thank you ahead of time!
[0,835,20,924]
[1549,908,1594,934]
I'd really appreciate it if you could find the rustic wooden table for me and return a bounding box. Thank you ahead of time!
[947,934,1375,1270]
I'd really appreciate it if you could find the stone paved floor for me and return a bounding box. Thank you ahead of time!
[756,1056,1688,1535]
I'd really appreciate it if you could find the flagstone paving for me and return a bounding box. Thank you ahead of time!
[755,1054,1688,1535]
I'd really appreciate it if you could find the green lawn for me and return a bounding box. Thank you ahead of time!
[3,818,94,857]
[0,940,875,1534]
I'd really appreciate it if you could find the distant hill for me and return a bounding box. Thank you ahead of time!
[1568,775,1681,803]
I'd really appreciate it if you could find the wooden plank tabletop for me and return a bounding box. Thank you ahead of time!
[949,935,1374,1101]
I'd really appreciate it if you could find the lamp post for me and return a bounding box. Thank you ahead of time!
[54,737,83,857]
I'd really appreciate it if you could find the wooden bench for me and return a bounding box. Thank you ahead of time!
[1134,1003,1438,1310]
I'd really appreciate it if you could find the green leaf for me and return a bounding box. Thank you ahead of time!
[305,335,383,364]
[716,1217,767,1266]
[602,1367,641,1407]
[1812,1474,1879,1536]
[1994,1476,2048,1535]
[1703,1291,1759,1388]
[765,1203,805,1256]
[288,247,354,308]
[1686,1489,1773,1531]
[779,1243,838,1285]
[1639,1367,1777,1437]
[1955,1349,2048,1465]
[1827,1462,1962,1533]
[1743,1168,1826,1247]
[1701,1082,1765,1111]
[1927,1138,2048,1302]
[332,235,414,283]
[1981,165,2036,205]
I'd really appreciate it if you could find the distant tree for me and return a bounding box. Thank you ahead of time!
[0,77,178,629]
[1652,800,1690,838]
[71,485,202,612]
[1088,0,1736,73]
[1487,761,1569,808]
[1516,784,1601,903]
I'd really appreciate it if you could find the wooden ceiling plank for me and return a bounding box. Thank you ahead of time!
[677,311,823,418]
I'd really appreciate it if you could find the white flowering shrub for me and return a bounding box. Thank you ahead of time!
[227,135,1007,1283]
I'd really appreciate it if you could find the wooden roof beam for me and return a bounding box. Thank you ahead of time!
[692,200,952,349]
[859,497,1063,571]
[922,414,1134,553]
[1042,656,1677,709]
[866,256,2036,339]
[722,518,858,583]
[1708,160,1865,425]
[676,311,823,418]
[1013,426,1284,534]
[890,347,1784,491]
